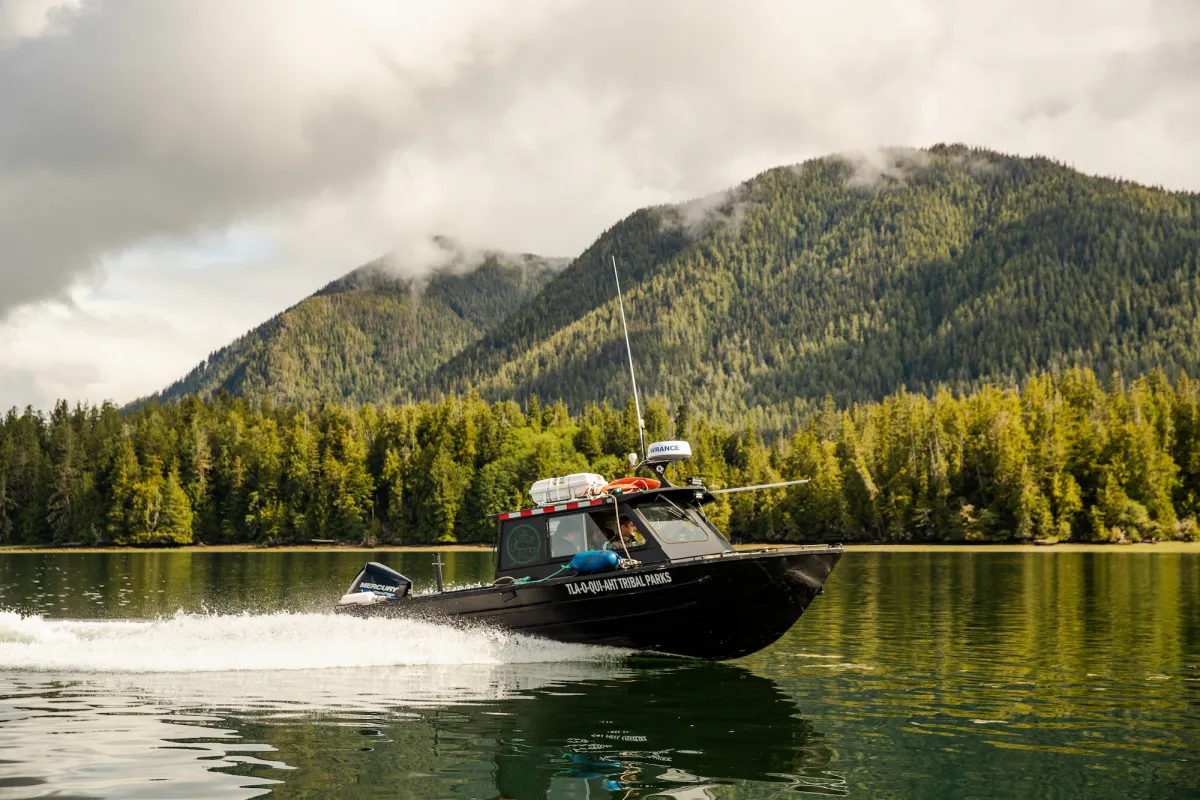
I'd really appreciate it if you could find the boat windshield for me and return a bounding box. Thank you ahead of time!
[637,501,710,544]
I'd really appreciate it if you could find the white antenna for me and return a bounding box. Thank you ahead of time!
[611,254,647,461]
[709,478,811,495]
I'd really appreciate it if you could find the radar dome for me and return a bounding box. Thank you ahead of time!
[646,440,692,463]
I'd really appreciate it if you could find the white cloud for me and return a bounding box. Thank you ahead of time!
[0,0,79,42]
[0,0,1197,409]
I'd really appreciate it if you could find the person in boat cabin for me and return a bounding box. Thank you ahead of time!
[600,517,642,550]
[546,510,644,557]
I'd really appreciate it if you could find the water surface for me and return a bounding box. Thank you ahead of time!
[0,550,1196,798]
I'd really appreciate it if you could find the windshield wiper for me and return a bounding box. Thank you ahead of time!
[659,496,693,522]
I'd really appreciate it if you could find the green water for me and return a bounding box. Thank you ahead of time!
[0,550,1196,799]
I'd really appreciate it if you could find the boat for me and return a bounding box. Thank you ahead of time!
[334,442,842,659]
[333,257,842,660]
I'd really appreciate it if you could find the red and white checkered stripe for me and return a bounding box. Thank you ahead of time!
[496,497,611,521]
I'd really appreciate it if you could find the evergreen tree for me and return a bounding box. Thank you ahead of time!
[2,366,1200,546]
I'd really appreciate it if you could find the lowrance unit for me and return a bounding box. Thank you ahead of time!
[646,440,692,463]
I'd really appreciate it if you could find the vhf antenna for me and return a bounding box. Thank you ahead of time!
[612,254,647,462]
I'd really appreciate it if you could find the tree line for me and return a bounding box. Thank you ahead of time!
[2,366,1198,547]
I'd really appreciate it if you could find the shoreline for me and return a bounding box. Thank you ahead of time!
[1,542,1198,555]
[816,541,1200,553]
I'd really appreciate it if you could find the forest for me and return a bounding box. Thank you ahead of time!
[142,146,1200,435]
[430,146,1200,428]
[4,367,1198,547]
[147,248,566,411]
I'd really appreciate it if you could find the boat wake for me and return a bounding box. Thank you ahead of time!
[0,609,622,673]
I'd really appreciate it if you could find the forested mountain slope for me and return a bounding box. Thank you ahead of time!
[145,241,567,408]
[148,146,1200,427]
[427,145,1200,427]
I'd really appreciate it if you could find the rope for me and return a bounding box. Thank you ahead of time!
[613,501,633,561]
[493,564,573,586]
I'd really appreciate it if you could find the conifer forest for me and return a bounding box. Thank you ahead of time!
[3,368,1198,547]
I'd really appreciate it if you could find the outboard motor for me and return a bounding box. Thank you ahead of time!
[339,561,412,605]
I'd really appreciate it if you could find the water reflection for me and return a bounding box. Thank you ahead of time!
[0,550,489,619]
[472,664,838,799]
[0,663,836,799]
[2,549,1198,798]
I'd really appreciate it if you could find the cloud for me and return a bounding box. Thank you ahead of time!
[0,0,473,317]
[0,258,293,412]
[1090,0,1200,139]
[658,188,752,240]
[0,350,104,415]
[838,148,934,190]
[329,235,569,295]
[0,0,1198,408]
[0,0,78,42]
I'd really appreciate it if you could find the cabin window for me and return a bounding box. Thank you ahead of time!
[637,502,710,544]
[548,514,599,558]
[591,510,647,550]
[547,513,635,558]
[500,511,651,572]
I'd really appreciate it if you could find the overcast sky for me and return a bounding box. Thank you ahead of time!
[1,0,1197,411]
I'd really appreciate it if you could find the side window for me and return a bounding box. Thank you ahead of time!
[500,521,546,569]
[587,511,647,549]
[548,514,589,559]
[547,513,613,558]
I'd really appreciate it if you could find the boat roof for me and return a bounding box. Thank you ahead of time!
[487,485,714,522]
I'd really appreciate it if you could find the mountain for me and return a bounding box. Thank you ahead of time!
[424,145,1200,426]
[145,239,568,407]
[152,145,1200,426]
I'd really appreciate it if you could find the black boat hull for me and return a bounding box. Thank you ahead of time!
[335,546,842,660]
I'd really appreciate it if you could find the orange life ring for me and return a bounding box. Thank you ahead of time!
[603,476,661,493]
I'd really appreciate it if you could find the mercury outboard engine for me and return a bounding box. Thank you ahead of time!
[340,561,412,605]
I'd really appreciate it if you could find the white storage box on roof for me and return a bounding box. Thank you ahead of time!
[529,473,608,506]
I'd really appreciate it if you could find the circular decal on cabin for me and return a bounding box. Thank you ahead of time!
[505,524,543,567]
